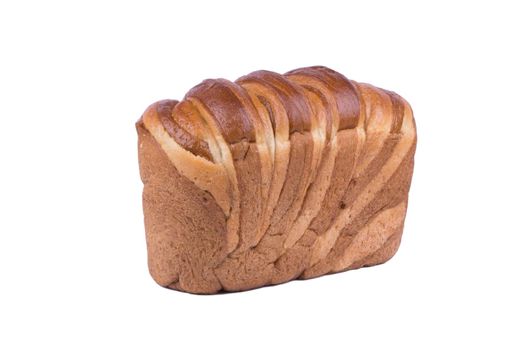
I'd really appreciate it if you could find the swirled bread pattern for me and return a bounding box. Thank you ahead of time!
[137,66,416,294]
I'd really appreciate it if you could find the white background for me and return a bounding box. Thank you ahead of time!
[1,0,524,349]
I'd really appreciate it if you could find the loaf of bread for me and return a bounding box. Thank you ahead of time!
[136,66,416,294]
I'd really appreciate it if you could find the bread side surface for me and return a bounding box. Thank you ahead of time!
[137,122,227,294]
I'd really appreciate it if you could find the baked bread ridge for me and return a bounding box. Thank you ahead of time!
[137,66,416,294]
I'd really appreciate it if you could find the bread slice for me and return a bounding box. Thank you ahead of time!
[136,66,416,293]
[269,66,365,282]
[212,71,321,291]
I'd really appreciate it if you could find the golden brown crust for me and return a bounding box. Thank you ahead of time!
[159,100,214,161]
[185,79,256,143]
[381,89,405,134]
[136,66,416,294]
[286,66,361,130]
[237,71,312,133]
